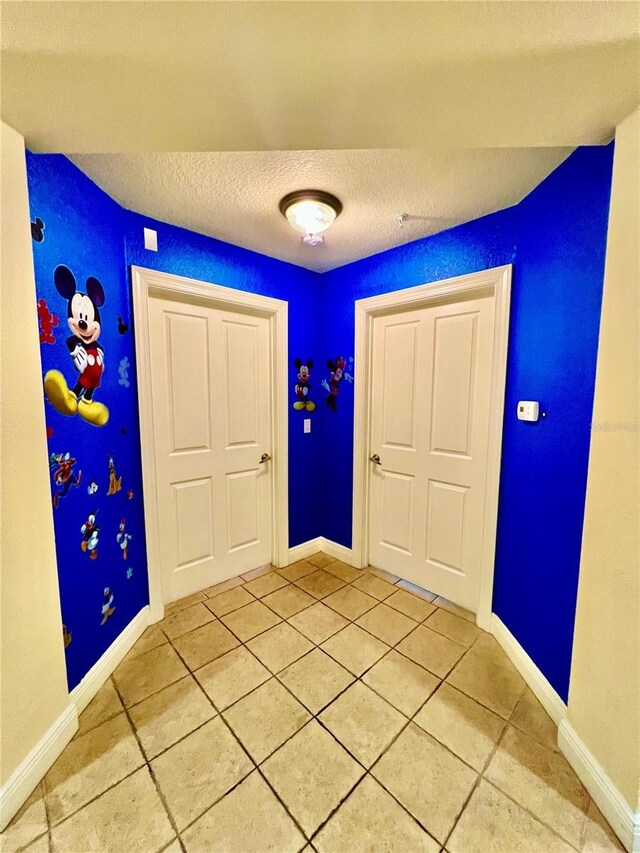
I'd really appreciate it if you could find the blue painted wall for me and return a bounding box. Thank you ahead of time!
[27,145,613,700]
[493,146,614,699]
[321,145,614,699]
[26,154,149,691]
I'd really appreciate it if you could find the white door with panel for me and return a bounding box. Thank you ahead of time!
[148,294,272,604]
[368,294,494,611]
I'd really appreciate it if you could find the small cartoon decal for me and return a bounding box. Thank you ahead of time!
[127,489,134,500]
[293,358,316,412]
[126,567,134,580]
[117,316,129,335]
[63,624,72,647]
[100,587,116,625]
[43,265,109,426]
[118,356,130,388]
[321,356,354,411]
[107,455,123,495]
[87,480,99,495]
[50,452,82,508]
[37,298,59,344]
[31,217,45,242]
[80,511,99,559]
[116,519,132,560]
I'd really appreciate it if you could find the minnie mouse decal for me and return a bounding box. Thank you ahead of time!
[321,356,354,411]
[43,265,109,426]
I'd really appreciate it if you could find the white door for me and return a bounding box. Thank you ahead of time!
[368,294,494,611]
[148,294,272,603]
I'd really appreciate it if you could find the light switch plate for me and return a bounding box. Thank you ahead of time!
[143,227,158,251]
[304,418,311,433]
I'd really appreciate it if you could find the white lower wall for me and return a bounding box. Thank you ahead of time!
[0,121,74,829]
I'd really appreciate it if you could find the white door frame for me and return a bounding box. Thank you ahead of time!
[131,266,289,623]
[351,265,512,631]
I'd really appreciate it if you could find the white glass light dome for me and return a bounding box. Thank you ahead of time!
[279,190,342,242]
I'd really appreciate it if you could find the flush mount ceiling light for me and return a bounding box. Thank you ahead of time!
[279,190,342,247]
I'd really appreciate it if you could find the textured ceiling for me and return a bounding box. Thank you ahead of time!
[2,1,639,152]
[70,148,571,271]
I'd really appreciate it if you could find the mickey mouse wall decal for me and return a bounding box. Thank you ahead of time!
[43,265,109,426]
[293,358,316,412]
[31,217,45,242]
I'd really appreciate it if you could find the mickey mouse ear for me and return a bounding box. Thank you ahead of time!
[86,277,105,308]
[54,265,77,299]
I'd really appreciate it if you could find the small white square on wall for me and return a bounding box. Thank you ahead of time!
[143,227,158,251]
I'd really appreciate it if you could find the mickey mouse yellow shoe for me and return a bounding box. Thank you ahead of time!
[293,401,306,410]
[305,401,316,412]
[78,398,109,427]
[44,370,78,416]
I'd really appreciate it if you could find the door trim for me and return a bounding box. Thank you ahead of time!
[351,265,512,630]
[131,266,289,623]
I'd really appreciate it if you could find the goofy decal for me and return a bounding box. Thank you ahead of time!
[43,265,109,427]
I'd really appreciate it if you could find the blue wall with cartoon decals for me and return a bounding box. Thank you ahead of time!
[27,154,148,690]
[27,146,613,701]
[27,154,324,690]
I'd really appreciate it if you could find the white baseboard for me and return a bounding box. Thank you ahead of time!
[288,537,354,566]
[288,537,324,564]
[559,719,639,852]
[320,537,353,563]
[491,615,567,726]
[0,702,77,831]
[70,606,150,714]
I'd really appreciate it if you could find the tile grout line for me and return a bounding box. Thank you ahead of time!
[41,780,53,853]
[109,673,186,852]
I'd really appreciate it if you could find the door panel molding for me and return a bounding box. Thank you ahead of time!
[352,265,512,631]
[132,266,288,623]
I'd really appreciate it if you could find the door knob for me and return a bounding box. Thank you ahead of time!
[370,454,381,465]
[259,453,271,464]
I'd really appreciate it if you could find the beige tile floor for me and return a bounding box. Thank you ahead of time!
[2,554,625,853]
